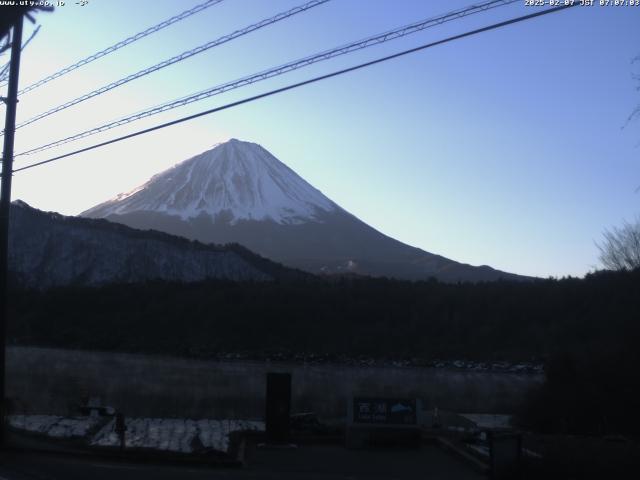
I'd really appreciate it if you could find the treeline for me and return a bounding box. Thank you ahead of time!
[7,268,640,434]
[6,268,639,362]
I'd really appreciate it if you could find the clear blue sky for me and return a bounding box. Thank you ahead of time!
[3,0,639,278]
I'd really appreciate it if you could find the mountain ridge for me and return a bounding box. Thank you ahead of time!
[9,200,310,289]
[82,139,529,283]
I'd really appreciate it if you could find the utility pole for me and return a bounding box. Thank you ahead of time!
[0,15,24,448]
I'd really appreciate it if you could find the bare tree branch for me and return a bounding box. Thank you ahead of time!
[597,217,640,270]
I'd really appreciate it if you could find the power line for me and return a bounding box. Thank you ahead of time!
[10,0,226,95]
[8,0,330,133]
[11,3,577,175]
[16,0,519,158]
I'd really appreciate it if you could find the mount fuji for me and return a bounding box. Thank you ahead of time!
[82,139,523,282]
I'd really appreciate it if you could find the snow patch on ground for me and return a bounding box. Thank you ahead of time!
[9,415,264,454]
[8,415,101,438]
[91,417,264,453]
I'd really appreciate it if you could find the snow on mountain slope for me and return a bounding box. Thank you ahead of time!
[83,139,337,225]
[82,139,527,282]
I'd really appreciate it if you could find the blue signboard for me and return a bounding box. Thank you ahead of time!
[352,397,417,425]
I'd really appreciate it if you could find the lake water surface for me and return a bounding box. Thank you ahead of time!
[7,346,543,419]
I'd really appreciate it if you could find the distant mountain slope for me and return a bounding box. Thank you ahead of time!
[9,200,291,289]
[83,139,528,282]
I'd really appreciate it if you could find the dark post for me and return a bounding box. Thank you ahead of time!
[265,372,291,444]
[489,431,522,480]
[115,412,127,451]
[0,16,24,447]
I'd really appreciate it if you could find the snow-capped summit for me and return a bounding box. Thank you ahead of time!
[83,139,527,282]
[83,139,337,225]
